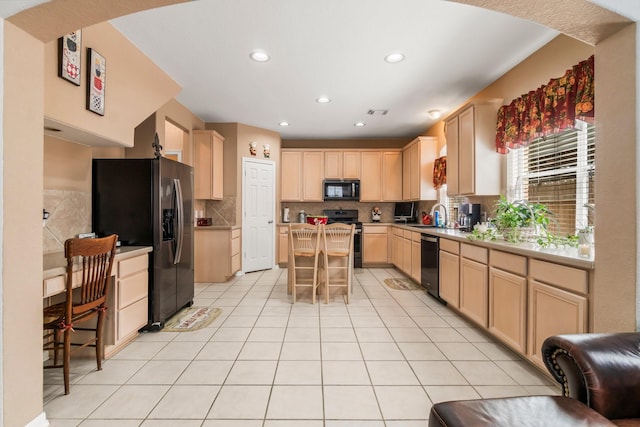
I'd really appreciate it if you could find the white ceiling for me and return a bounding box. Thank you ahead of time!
[2,1,637,140]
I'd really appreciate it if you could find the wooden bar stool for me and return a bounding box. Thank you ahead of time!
[288,223,321,303]
[319,223,354,304]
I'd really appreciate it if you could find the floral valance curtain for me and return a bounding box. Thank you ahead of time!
[433,156,446,189]
[495,55,594,154]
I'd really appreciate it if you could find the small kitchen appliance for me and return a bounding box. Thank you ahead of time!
[282,207,290,223]
[459,203,481,231]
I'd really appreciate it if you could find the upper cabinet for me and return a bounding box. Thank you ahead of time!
[360,151,402,202]
[281,150,324,201]
[402,136,438,201]
[194,130,224,200]
[445,100,502,196]
[324,151,361,179]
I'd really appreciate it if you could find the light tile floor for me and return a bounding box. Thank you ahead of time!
[44,267,560,426]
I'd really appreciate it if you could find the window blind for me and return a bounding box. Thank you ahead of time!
[507,120,595,236]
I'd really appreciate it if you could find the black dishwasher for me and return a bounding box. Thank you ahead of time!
[421,235,446,304]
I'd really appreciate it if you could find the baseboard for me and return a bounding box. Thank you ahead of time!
[25,412,49,427]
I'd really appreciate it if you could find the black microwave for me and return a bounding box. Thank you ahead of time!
[323,180,360,201]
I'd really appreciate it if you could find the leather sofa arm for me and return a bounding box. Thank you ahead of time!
[542,333,640,420]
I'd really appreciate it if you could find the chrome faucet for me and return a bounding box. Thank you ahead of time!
[430,203,448,228]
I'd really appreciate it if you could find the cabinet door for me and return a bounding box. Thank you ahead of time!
[489,267,527,353]
[363,231,388,264]
[527,280,587,368]
[402,145,411,200]
[410,233,421,283]
[382,152,402,201]
[194,132,213,199]
[278,227,289,264]
[458,106,475,195]
[460,258,488,327]
[211,134,224,199]
[445,116,459,196]
[360,151,382,201]
[402,234,412,275]
[409,142,420,200]
[439,250,460,307]
[302,151,324,201]
[343,152,361,179]
[324,151,342,179]
[281,151,302,201]
[391,229,401,267]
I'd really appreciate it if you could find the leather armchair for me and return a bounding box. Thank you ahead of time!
[542,333,640,425]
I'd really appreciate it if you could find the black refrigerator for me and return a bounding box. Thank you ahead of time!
[92,157,194,329]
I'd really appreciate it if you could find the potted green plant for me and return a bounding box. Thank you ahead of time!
[492,196,550,243]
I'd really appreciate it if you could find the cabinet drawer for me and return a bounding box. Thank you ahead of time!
[118,297,148,340]
[231,253,241,274]
[461,243,488,264]
[231,228,241,240]
[530,259,588,295]
[403,229,413,239]
[231,235,240,256]
[363,225,388,234]
[440,238,459,254]
[411,232,421,243]
[43,275,66,297]
[119,254,148,278]
[490,250,527,276]
[119,270,148,308]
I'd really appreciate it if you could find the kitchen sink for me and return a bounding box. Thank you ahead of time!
[409,225,437,229]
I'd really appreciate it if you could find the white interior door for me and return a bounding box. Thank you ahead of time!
[242,158,275,273]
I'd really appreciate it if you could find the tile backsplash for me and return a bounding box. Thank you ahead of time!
[43,189,91,254]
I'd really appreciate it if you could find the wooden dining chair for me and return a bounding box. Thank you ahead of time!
[43,234,118,395]
[319,223,355,304]
[288,223,321,303]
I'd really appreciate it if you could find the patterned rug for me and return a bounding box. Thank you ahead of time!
[383,278,422,291]
[162,306,222,332]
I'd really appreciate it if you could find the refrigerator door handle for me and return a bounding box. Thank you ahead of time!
[174,178,184,264]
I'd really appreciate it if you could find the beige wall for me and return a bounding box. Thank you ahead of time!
[44,21,181,147]
[3,21,45,427]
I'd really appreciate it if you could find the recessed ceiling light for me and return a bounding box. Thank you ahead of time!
[279,121,289,127]
[384,52,405,63]
[428,109,442,119]
[354,122,366,127]
[250,50,270,62]
[316,96,331,103]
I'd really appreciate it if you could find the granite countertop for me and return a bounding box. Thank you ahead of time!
[364,222,595,270]
[43,246,153,280]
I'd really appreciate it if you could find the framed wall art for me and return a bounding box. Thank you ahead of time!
[86,48,106,115]
[58,30,82,85]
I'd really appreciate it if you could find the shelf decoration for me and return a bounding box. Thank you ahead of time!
[86,48,106,116]
[58,30,82,85]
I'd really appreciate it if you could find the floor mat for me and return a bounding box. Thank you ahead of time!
[383,277,422,291]
[162,306,222,332]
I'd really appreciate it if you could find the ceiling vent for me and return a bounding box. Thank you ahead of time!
[367,109,388,116]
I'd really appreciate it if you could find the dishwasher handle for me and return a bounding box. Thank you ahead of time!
[421,235,439,243]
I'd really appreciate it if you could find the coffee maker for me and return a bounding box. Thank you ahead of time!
[459,203,481,231]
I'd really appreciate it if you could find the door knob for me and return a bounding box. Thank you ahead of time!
[268,220,274,224]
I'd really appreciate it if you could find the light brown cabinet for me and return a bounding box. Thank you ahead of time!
[390,227,402,267]
[402,136,438,201]
[527,259,588,368]
[193,130,224,200]
[410,232,421,283]
[445,101,501,196]
[325,151,361,179]
[488,250,527,354]
[360,150,402,202]
[363,225,389,265]
[281,150,324,201]
[459,244,488,327]
[195,227,241,282]
[278,226,289,264]
[439,239,460,307]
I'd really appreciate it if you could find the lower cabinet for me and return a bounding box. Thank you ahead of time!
[488,250,527,354]
[105,251,150,357]
[363,225,389,265]
[410,232,421,283]
[459,244,488,327]
[527,259,588,368]
[278,226,289,265]
[195,227,242,282]
[439,239,460,307]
